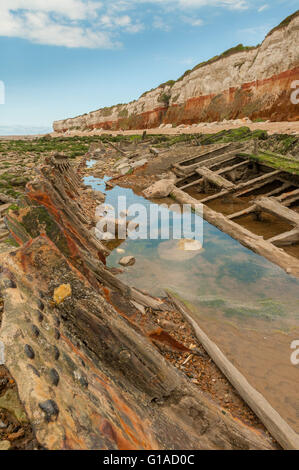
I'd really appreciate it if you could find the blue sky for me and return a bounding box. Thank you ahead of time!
[0,0,297,133]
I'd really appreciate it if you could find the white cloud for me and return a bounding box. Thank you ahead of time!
[258,4,269,13]
[0,0,250,48]
[182,16,204,26]
[153,16,172,31]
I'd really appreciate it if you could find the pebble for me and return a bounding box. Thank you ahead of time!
[24,344,35,359]
[49,368,59,387]
[118,256,136,267]
[39,400,59,422]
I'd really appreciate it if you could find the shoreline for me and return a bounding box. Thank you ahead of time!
[0,121,298,141]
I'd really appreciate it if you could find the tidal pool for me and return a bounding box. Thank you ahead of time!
[85,174,299,433]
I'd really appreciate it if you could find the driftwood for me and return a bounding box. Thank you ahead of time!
[168,294,299,451]
[170,187,299,277]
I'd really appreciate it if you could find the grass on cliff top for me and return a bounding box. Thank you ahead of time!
[266,9,299,37]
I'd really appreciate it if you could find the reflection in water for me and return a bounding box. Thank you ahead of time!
[84,174,299,432]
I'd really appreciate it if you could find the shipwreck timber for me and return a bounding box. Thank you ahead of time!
[171,144,299,277]
[0,153,283,450]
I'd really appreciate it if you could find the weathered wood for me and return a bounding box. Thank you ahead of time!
[105,139,127,156]
[89,258,165,310]
[262,183,293,198]
[217,159,250,175]
[170,187,299,277]
[234,170,281,197]
[0,235,277,450]
[168,293,299,451]
[198,189,230,204]
[197,152,238,170]
[268,228,299,246]
[276,188,299,207]
[255,197,299,227]
[228,205,257,220]
[181,177,204,190]
[175,144,232,169]
[197,171,282,203]
[195,167,235,190]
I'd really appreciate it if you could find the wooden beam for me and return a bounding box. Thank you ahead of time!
[268,228,299,246]
[263,183,293,198]
[199,189,230,204]
[167,293,299,451]
[228,205,257,220]
[255,197,299,227]
[170,187,299,277]
[276,188,299,203]
[218,159,250,175]
[234,170,281,197]
[181,177,204,190]
[195,167,235,190]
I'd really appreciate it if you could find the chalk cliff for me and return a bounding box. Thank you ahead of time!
[53,11,299,133]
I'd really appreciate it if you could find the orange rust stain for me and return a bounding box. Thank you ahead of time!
[148,327,191,352]
[102,286,111,303]
[51,66,299,132]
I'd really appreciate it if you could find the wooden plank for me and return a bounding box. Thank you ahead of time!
[263,183,293,198]
[170,187,299,278]
[168,293,299,451]
[255,196,299,227]
[268,228,299,246]
[218,159,250,175]
[176,144,231,168]
[198,170,281,203]
[199,189,230,204]
[195,167,235,190]
[276,188,299,207]
[228,205,256,220]
[181,177,204,190]
[234,170,281,196]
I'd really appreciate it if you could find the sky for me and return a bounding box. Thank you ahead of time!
[0,0,297,134]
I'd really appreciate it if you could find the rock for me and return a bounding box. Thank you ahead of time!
[149,147,159,156]
[39,400,59,422]
[0,440,11,450]
[130,158,148,169]
[143,179,175,199]
[53,284,72,305]
[118,165,131,175]
[93,190,105,202]
[0,389,28,424]
[0,420,7,429]
[119,256,136,267]
[115,157,129,168]
[84,188,105,202]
